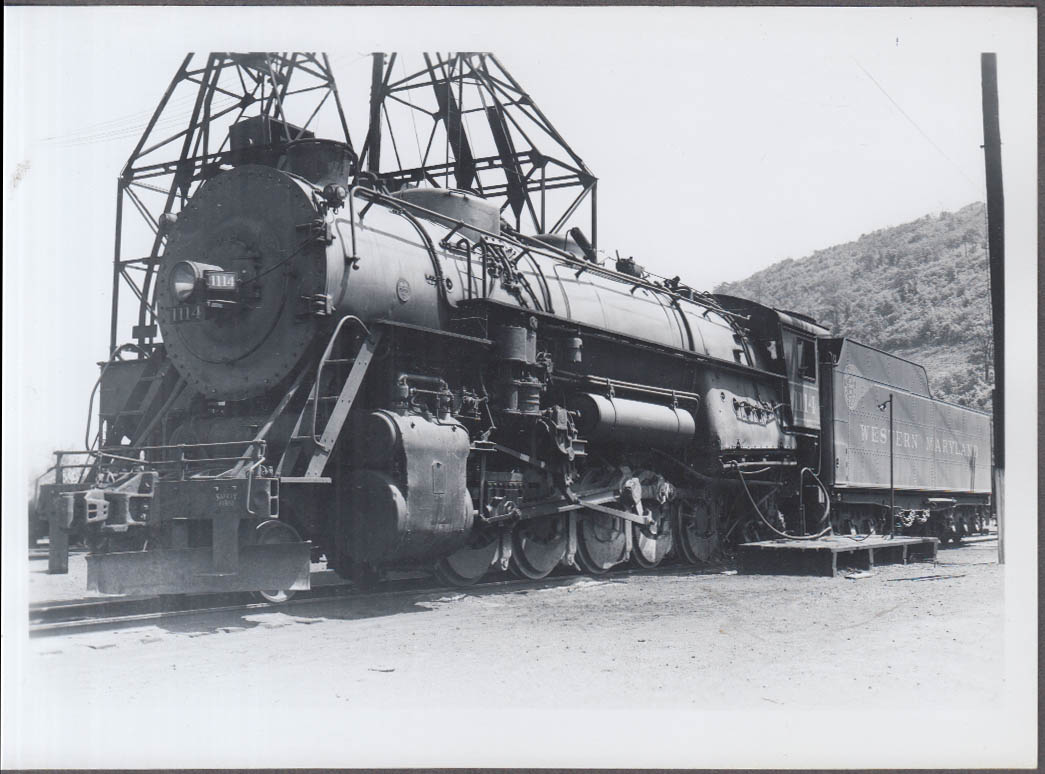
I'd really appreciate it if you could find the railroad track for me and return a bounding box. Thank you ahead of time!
[28,547,87,561]
[954,533,997,545]
[29,562,728,637]
[29,532,995,637]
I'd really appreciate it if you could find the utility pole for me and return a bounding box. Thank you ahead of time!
[981,52,1004,564]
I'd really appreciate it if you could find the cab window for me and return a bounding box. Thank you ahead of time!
[796,337,817,382]
[732,334,750,366]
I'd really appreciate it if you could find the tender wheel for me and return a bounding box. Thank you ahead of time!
[509,516,567,580]
[253,520,302,604]
[631,504,674,569]
[434,530,499,587]
[971,513,984,534]
[677,498,720,565]
[837,516,858,536]
[575,511,628,575]
[739,520,765,544]
[931,513,958,545]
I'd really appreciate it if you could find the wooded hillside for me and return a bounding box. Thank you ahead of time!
[715,202,994,410]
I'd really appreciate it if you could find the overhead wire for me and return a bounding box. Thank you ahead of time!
[38,91,208,142]
[42,95,242,149]
[40,86,236,142]
[852,58,983,195]
[38,56,352,147]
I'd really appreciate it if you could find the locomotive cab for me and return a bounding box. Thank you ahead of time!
[712,295,828,433]
[777,310,827,434]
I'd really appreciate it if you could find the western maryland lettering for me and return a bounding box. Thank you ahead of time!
[858,423,979,458]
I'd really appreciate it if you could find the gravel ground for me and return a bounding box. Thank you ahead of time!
[12,538,1006,767]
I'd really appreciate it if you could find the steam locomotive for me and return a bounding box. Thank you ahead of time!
[37,124,992,598]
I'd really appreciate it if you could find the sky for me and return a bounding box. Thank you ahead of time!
[3,5,1036,473]
[1,6,1038,768]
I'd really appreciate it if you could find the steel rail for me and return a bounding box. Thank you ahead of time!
[29,533,990,638]
[29,560,735,637]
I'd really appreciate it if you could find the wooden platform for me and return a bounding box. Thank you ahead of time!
[737,535,939,578]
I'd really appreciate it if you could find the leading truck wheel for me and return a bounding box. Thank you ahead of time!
[253,520,302,604]
[434,530,499,587]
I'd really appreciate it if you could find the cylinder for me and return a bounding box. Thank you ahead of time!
[340,411,473,566]
[357,410,400,469]
[569,393,696,447]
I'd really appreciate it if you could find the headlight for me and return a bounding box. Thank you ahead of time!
[171,261,201,303]
[170,261,223,303]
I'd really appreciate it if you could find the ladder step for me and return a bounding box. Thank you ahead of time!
[305,396,339,403]
[322,359,354,365]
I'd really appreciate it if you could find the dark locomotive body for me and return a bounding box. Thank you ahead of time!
[38,128,993,596]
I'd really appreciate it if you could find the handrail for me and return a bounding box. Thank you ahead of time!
[243,453,266,515]
[92,440,267,454]
[46,440,268,481]
[310,315,371,442]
